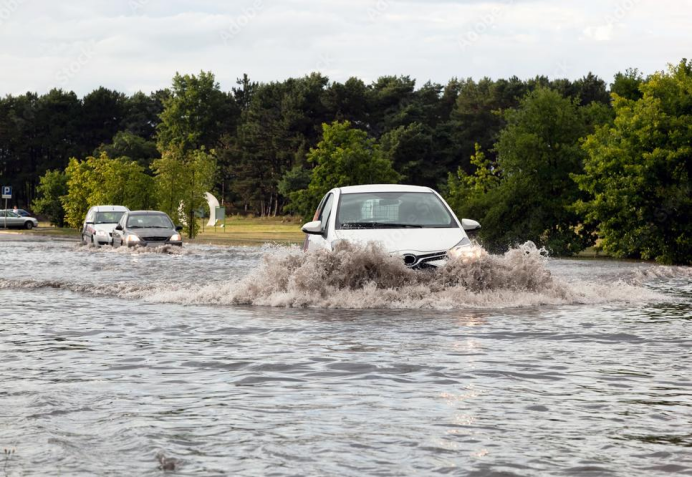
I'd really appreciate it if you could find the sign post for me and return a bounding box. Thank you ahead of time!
[1,186,12,230]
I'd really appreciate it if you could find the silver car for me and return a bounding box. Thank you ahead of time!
[81,205,129,246]
[0,210,39,229]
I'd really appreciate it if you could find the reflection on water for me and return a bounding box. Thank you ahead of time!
[0,239,691,476]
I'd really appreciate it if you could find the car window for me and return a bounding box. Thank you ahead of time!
[127,214,173,228]
[317,193,334,231]
[95,211,125,224]
[336,192,457,229]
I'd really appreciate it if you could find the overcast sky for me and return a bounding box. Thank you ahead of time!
[0,0,690,96]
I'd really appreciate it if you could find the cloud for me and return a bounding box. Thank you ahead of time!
[0,0,690,95]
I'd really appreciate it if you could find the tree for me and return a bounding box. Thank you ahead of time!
[31,169,68,226]
[289,121,401,218]
[61,153,155,228]
[448,88,601,255]
[157,71,237,152]
[80,87,127,152]
[575,60,692,264]
[95,131,159,168]
[611,68,645,101]
[151,146,216,238]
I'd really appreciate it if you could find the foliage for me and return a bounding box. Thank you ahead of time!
[151,146,216,238]
[289,121,401,218]
[61,153,155,228]
[31,169,68,226]
[156,71,236,153]
[95,131,159,168]
[448,88,602,255]
[575,60,692,264]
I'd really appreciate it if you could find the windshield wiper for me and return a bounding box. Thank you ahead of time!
[340,222,424,229]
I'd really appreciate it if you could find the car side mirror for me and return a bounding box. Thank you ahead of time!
[115,224,123,231]
[461,219,481,231]
[175,225,183,231]
[301,220,323,235]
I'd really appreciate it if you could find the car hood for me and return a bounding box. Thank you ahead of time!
[128,228,175,238]
[333,228,465,254]
[93,223,118,232]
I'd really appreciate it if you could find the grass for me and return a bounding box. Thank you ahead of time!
[190,215,305,246]
[0,216,306,246]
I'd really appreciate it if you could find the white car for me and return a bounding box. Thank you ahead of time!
[301,184,481,268]
[81,205,129,246]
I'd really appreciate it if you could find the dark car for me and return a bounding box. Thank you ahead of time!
[112,210,183,247]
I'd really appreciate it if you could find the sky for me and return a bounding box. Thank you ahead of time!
[0,0,690,96]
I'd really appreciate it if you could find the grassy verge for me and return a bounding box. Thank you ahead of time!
[1,217,306,246]
[190,216,305,246]
[0,222,80,237]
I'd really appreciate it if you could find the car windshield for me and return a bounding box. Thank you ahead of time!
[127,214,173,229]
[336,192,457,229]
[95,211,125,224]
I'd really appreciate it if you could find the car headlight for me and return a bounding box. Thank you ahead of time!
[448,238,484,261]
[169,233,182,242]
[125,234,141,244]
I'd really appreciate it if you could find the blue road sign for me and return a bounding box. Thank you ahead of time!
[1,186,11,199]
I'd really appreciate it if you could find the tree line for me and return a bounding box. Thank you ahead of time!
[1,60,690,263]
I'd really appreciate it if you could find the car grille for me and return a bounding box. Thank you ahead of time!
[143,236,169,242]
[403,251,448,269]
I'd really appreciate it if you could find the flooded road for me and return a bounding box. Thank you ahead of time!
[1,238,691,476]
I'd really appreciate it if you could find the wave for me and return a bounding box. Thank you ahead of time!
[2,242,674,310]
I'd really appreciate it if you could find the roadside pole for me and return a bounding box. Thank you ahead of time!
[1,185,12,229]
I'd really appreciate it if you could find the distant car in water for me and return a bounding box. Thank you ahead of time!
[112,210,183,248]
[0,210,39,230]
[301,184,481,268]
[81,205,130,246]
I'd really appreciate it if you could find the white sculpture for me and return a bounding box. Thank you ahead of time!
[205,192,221,227]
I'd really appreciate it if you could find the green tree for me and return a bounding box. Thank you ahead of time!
[61,153,155,228]
[449,88,602,255]
[31,169,68,226]
[611,68,645,101]
[151,146,216,238]
[575,60,692,264]
[289,121,400,218]
[446,144,500,234]
[95,131,159,168]
[157,71,237,152]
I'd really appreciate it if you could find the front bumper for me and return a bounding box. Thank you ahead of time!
[126,240,182,247]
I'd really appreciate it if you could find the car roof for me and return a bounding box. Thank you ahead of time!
[338,184,435,194]
[92,205,129,212]
[128,210,169,215]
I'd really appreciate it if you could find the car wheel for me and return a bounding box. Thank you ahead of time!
[25,221,33,230]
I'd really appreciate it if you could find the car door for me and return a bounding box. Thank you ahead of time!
[83,208,95,240]
[6,211,22,227]
[306,192,336,251]
[113,214,126,246]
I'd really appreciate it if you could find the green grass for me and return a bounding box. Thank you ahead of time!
[190,216,305,245]
[1,217,305,246]
[0,222,79,237]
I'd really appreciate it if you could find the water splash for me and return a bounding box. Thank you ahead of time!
[230,242,663,309]
[3,242,678,309]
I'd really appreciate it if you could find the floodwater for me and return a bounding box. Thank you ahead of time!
[1,236,691,476]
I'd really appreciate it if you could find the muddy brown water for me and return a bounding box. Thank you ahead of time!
[1,237,691,476]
